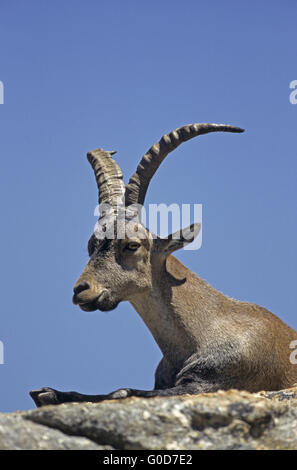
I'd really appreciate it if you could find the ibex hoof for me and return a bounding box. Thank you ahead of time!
[30,387,60,407]
[109,388,132,399]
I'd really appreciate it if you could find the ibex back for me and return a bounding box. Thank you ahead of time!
[30,123,297,407]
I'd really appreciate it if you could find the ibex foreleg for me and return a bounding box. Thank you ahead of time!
[30,382,216,408]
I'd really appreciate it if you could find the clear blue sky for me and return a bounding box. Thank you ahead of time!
[0,0,296,412]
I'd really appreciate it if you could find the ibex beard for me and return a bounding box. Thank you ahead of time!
[30,123,297,408]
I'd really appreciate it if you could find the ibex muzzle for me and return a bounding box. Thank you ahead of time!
[30,123,297,408]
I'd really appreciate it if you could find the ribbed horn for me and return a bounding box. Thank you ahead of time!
[125,123,244,206]
[87,148,125,217]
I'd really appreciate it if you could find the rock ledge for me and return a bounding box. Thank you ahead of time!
[1,387,297,450]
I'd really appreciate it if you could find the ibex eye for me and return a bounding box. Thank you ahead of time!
[126,242,140,251]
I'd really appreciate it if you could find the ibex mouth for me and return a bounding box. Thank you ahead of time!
[73,290,118,312]
[79,300,99,312]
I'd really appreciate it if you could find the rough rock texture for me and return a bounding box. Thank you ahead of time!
[0,412,111,450]
[2,387,297,450]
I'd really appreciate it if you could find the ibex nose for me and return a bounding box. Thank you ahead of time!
[73,281,90,295]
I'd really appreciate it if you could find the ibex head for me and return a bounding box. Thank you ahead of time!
[73,123,244,312]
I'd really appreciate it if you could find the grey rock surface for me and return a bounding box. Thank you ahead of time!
[0,412,111,450]
[2,387,297,450]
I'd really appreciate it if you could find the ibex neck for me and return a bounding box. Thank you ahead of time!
[130,255,216,367]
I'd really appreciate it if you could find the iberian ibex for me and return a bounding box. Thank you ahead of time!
[30,123,297,407]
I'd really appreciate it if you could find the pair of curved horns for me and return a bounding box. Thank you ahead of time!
[87,123,244,216]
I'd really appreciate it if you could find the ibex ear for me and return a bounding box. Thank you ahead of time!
[156,223,201,255]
